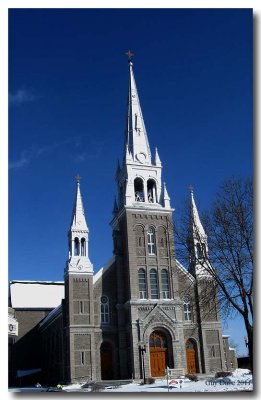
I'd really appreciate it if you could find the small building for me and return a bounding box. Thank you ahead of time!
[222,335,238,371]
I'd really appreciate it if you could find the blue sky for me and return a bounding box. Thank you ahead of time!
[8,8,252,356]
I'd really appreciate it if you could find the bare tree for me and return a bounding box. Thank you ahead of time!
[175,177,253,370]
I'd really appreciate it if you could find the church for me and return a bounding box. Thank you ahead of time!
[9,54,237,386]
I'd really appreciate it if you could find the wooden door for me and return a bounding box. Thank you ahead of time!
[186,348,196,373]
[100,342,113,380]
[149,331,168,377]
[186,340,197,374]
[150,348,166,376]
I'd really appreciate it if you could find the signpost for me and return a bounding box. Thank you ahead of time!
[166,366,171,392]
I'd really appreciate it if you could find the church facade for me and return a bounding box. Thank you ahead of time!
[9,57,235,386]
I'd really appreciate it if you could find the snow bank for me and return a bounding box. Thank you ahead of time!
[61,369,253,393]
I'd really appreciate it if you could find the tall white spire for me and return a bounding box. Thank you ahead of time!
[124,52,151,164]
[112,52,172,212]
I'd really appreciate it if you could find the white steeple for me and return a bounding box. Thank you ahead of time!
[70,176,88,232]
[188,186,211,279]
[113,51,172,212]
[190,186,207,240]
[65,175,93,276]
[124,52,151,164]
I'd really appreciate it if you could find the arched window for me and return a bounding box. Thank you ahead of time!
[100,295,109,324]
[138,268,147,299]
[74,238,80,256]
[149,331,168,348]
[183,295,192,321]
[150,269,159,299]
[134,178,145,202]
[161,269,170,298]
[81,238,86,256]
[147,179,157,203]
[147,227,156,255]
[158,226,167,248]
[136,225,145,247]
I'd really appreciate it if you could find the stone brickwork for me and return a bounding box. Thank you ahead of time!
[64,274,96,382]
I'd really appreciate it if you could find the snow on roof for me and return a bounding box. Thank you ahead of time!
[10,280,64,309]
[17,368,41,378]
[176,260,195,282]
[39,303,62,328]
[93,256,115,284]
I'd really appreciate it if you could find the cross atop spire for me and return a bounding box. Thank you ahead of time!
[189,184,193,193]
[75,173,81,184]
[125,49,134,61]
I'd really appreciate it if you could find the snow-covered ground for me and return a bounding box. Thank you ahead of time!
[62,369,253,393]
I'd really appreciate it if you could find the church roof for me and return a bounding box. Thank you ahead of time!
[93,256,116,284]
[39,303,62,328]
[176,260,195,282]
[9,280,64,309]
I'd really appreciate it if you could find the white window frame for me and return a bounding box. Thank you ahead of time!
[138,268,147,299]
[147,227,156,255]
[150,268,159,299]
[161,269,170,299]
[183,296,192,321]
[100,295,110,324]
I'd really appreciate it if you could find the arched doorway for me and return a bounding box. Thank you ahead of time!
[186,339,198,374]
[149,330,169,377]
[100,342,113,380]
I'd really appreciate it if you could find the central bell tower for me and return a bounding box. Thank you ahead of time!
[115,54,171,211]
[111,53,185,379]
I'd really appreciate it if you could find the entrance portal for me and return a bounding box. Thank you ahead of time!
[100,342,113,380]
[149,331,168,377]
[186,339,198,374]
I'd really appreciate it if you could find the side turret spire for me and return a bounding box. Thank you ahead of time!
[65,175,93,276]
[155,147,162,166]
[189,185,206,239]
[188,186,211,279]
[70,174,88,231]
[163,182,171,209]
